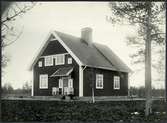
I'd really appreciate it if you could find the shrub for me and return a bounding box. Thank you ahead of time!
[1,100,167,122]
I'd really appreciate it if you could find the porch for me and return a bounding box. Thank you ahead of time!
[50,67,74,96]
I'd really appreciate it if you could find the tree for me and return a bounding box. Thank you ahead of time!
[1,2,37,71]
[108,2,165,116]
[22,81,31,94]
[1,82,14,94]
[1,2,36,120]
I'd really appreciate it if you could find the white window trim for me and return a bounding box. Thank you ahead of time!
[68,58,72,64]
[68,78,73,88]
[114,76,120,90]
[44,56,53,66]
[39,74,48,89]
[38,61,42,67]
[54,54,65,65]
[96,74,103,89]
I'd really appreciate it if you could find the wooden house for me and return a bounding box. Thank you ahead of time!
[29,27,132,97]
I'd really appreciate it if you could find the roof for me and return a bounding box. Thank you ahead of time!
[50,67,73,77]
[94,43,132,73]
[54,31,118,71]
[54,31,131,73]
[29,30,132,73]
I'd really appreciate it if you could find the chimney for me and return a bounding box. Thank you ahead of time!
[81,27,93,46]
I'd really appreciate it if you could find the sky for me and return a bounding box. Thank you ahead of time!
[2,2,165,89]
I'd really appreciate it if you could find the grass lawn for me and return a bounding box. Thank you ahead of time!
[1,99,167,122]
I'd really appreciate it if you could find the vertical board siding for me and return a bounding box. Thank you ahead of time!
[33,40,79,96]
[83,67,128,96]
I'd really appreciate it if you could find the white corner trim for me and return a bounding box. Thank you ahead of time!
[52,31,83,66]
[31,70,34,96]
[79,66,83,97]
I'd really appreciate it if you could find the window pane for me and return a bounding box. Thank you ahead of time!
[39,74,48,89]
[68,79,73,88]
[68,58,72,64]
[96,74,103,89]
[55,54,65,65]
[45,56,53,66]
[114,76,120,89]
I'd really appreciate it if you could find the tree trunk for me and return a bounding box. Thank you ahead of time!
[91,68,95,103]
[92,87,95,103]
[145,1,152,116]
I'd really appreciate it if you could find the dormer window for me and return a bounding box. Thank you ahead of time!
[45,56,53,66]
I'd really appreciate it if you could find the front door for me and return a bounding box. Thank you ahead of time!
[63,77,68,95]
[58,77,73,95]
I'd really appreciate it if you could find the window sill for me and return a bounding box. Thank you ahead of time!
[96,87,103,89]
[39,88,48,89]
[114,88,120,90]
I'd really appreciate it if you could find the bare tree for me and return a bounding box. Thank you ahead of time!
[1,2,37,70]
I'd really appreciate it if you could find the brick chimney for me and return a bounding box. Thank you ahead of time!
[81,27,93,46]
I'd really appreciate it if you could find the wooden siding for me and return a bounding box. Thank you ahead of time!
[33,40,79,96]
[83,67,128,96]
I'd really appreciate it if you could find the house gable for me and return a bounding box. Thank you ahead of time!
[33,40,80,96]
[29,31,83,70]
[41,40,67,56]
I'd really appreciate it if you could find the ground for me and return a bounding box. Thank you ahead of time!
[1,98,167,122]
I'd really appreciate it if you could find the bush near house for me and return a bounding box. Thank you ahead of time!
[1,100,167,122]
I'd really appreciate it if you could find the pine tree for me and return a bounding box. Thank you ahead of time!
[108,2,165,116]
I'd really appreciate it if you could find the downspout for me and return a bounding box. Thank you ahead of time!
[84,65,95,102]
[91,67,95,103]
[79,65,87,97]
[82,65,87,97]
[31,69,34,96]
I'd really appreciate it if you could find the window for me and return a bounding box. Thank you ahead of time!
[54,54,65,65]
[59,79,63,88]
[96,74,103,89]
[68,58,72,64]
[45,56,53,66]
[68,79,73,88]
[39,74,48,89]
[38,61,42,67]
[114,76,120,89]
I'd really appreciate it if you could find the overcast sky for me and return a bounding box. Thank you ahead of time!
[2,2,165,89]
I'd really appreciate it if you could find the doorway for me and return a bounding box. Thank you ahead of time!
[58,77,73,95]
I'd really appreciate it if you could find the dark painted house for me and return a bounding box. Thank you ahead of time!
[29,27,132,97]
